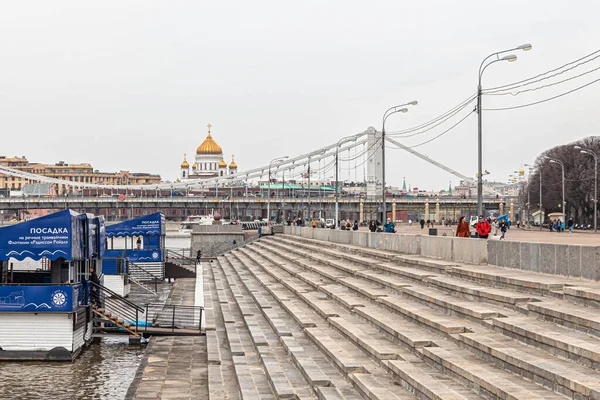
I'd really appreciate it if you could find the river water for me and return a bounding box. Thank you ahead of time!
[0,337,144,400]
[0,233,192,400]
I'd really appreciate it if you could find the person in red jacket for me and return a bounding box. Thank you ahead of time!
[475,215,491,239]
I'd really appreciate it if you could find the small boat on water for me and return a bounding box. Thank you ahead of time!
[179,215,215,233]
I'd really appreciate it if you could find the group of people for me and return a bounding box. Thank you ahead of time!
[550,219,567,232]
[455,215,508,239]
[368,218,396,233]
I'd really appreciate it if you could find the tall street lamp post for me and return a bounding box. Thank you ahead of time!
[268,156,288,222]
[545,157,566,222]
[575,146,598,232]
[382,101,418,223]
[539,167,543,231]
[335,136,357,229]
[477,44,532,216]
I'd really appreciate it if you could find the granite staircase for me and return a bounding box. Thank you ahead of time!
[202,233,600,399]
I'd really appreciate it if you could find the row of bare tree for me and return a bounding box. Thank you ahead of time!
[522,136,599,226]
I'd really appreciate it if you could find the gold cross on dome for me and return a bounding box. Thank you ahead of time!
[207,123,212,133]
[183,153,187,160]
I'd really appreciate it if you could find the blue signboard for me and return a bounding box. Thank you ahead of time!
[105,213,164,237]
[103,249,162,274]
[0,285,75,312]
[0,210,83,261]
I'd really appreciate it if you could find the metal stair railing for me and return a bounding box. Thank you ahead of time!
[127,260,161,295]
[165,249,197,273]
[143,303,204,333]
[90,281,144,334]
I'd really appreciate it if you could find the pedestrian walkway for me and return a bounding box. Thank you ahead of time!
[126,275,208,400]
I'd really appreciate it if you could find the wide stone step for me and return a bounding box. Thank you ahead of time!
[338,277,390,299]
[355,269,413,291]
[328,316,405,360]
[399,285,505,321]
[563,286,600,309]
[423,275,536,306]
[348,373,418,400]
[315,386,364,400]
[383,360,483,400]
[457,330,600,399]
[275,235,399,262]
[320,284,368,309]
[422,346,569,400]
[304,327,369,374]
[262,240,364,276]
[450,265,568,294]
[528,300,600,337]
[378,295,470,335]
[490,315,600,370]
[353,304,437,348]
[296,290,345,319]
[375,262,439,281]
[273,236,375,267]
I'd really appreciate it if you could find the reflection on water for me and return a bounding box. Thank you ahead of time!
[0,337,145,400]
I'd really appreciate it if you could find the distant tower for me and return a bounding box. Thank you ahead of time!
[402,177,407,193]
[229,155,238,175]
[180,153,190,179]
[218,157,227,177]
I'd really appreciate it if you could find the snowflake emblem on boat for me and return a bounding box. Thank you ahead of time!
[51,290,67,308]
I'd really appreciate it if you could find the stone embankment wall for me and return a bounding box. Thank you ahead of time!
[284,226,487,265]
[192,225,245,257]
[284,227,600,280]
[487,240,600,280]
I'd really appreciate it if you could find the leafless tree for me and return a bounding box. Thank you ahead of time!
[524,136,599,226]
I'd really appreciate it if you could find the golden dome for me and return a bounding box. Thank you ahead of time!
[192,162,197,169]
[181,153,189,168]
[229,154,237,169]
[196,124,223,155]
[218,158,227,168]
[519,168,525,175]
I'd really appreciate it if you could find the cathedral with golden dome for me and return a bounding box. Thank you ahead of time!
[180,124,238,180]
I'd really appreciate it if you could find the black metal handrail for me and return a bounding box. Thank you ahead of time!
[143,303,203,333]
[166,249,196,264]
[90,281,144,332]
[127,260,161,293]
[89,281,144,312]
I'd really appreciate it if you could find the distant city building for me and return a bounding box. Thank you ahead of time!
[180,124,238,180]
[0,156,161,196]
[454,179,519,198]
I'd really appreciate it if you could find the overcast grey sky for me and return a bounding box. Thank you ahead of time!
[1,1,598,190]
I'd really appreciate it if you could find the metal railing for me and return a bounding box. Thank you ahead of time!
[90,281,144,332]
[165,249,197,273]
[143,304,203,333]
[127,261,161,294]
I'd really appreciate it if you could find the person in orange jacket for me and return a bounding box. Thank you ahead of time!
[475,215,491,239]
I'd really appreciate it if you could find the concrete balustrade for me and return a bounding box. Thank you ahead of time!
[287,227,487,265]
[286,227,600,280]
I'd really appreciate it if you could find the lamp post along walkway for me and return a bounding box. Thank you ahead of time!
[381,101,417,223]
[575,146,598,232]
[267,156,288,223]
[477,43,532,216]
